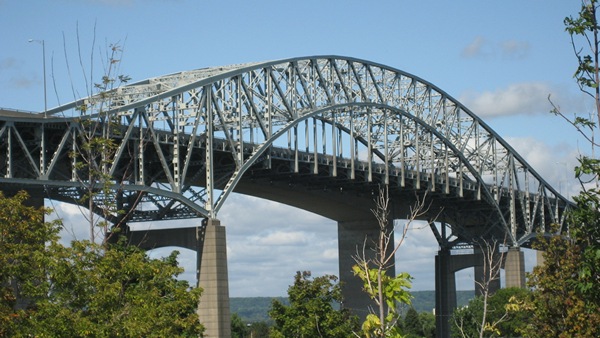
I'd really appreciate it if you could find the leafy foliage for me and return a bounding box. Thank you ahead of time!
[248,321,270,338]
[399,309,435,338]
[451,288,529,338]
[269,271,359,337]
[352,267,413,312]
[416,312,436,338]
[0,191,61,336]
[0,191,204,337]
[564,0,600,98]
[231,313,249,338]
[230,313,270,338]
[402,307,421,338]
[230,291,472,324]
[519,1,600,336]
[33,241,203,337]
[351,265,412,337]
[516,232,600,337]
[351,186,426,337]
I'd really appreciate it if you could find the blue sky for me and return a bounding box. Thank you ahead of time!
[0,0,590,297]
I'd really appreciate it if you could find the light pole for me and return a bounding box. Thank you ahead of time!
[28,39,47,117]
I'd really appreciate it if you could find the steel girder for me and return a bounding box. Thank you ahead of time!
[0,56,571,246]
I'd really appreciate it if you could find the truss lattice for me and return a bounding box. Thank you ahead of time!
[0,56,571,246]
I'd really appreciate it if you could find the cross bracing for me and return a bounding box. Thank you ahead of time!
[0,56,571,247]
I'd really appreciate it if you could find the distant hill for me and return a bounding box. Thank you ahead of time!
[230,290,475,323]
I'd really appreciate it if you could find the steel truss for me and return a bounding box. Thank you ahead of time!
[0,56,571,246]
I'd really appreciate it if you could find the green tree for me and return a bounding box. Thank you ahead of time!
[352,186,426,337]
[248,321,270,337]
[0,191,204,337]
[269,271,359,338]
[29,240,203,337]
[451,301,481,338]
[417,312,435,338]
[402,307,422,338]
[451,288,529,338]
[0,191,61,336]
[231,313,249,338]
[519,1,600,336]
[518,232,600,337]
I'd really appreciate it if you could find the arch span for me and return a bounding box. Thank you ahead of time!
[2,55,569,246]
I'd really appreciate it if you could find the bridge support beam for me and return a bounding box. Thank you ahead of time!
[4,187,45,209]
[504,247,526,288]
[435,249,456,338]
[337,219,393,320]
[435,245,502,338]
[124,226,198,251]
[197,219,231,338]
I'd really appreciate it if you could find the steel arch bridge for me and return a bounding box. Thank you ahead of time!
[1,55,574,337]
[1,55,570,245]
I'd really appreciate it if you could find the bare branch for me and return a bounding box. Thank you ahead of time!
[352,185,433,337]
[549,95,600,147]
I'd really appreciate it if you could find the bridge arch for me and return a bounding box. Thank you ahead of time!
[225,102,507,238]
[1,56,571,246]
[37,55,568,244]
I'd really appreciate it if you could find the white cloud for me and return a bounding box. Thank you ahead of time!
[322,248,339,260]
[461,36,530,60]
[500,40,530,60]
[0,57,19,70]
[252,231,310,246]
[48,202,92,244]
[9,76,37,89]
[505,136,580,198]
[461,36,488,58]
[459,82,587,118]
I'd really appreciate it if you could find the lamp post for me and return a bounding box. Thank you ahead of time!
[28,39,47,117]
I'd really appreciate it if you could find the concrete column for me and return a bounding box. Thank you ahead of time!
[338,219,393,320]
[197,219,231,338]
[435,249,456,338]
[536,249,545,268]
[505,247,526,288]
[473,246,501,296]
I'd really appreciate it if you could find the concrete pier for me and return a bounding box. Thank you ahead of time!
[434,246,503,338]
[337,219,393,320]
[435,249,457,338]
[505,247,526,288]
[197,219,231,338]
